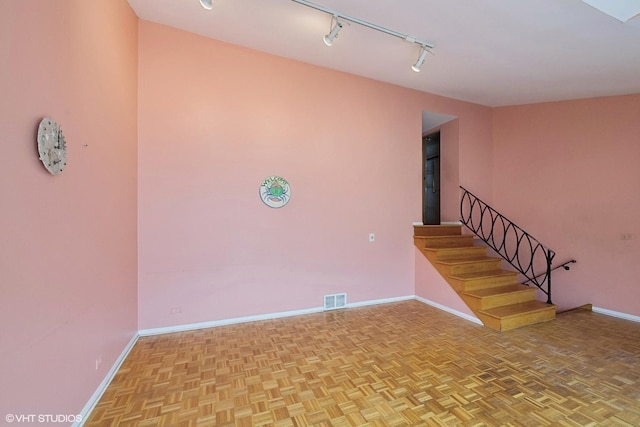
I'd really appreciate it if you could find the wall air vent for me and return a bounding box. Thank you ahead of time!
[324,293,347,310]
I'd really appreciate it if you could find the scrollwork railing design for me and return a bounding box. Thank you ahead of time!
[460,186,556,304]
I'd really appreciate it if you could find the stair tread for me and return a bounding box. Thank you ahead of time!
[414,235,476,249]
[462,284,534,298]
[479,301,555,319]
[423,245,484,252]
[435,256,501,266]
[423,247,487,260]
[413,235,472,240]
[414,235,474,244]
[449,269,516,280]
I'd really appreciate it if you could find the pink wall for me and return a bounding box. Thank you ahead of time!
[493,95,640,315]
[0,0,138,416]
[459,108,494,203]
[137,22,494,329]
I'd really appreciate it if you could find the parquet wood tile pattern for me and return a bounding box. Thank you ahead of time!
[85,301,640,426]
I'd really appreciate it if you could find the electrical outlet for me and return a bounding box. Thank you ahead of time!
[621,233,633,240]
[95,355,102,370]
[369,233,375,242]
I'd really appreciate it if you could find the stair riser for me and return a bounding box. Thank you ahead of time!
[413,225,462,237]
[449,274,519,292]
[462,289,537,311]
[477,307,556,331]
[414,235,475,249]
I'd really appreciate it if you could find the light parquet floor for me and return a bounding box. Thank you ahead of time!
[85,301,640,426]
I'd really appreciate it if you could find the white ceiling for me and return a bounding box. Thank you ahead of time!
[128,0,640,107]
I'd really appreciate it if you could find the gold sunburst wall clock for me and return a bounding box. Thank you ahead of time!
[37,117,67,175]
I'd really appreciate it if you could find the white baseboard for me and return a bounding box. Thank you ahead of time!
[138,296,420,337]
[139,295,478,337]
[138,306,325,336]
[75,333,139,427]
[592,306,640,323]
[414,296,482,325]
[348,295,414,308]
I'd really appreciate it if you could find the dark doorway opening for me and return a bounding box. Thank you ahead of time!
[422,131,440,225]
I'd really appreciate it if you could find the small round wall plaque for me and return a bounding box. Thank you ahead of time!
[37,117,67,175]
[259,176,291,208]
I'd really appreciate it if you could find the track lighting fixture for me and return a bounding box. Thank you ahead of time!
[197,0,436,72]
[292,0,434,71]
[323,16,343,46]
[411,46,430,73]
[199,0,213,10]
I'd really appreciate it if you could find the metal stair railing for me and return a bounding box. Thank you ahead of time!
[459,186,575,305]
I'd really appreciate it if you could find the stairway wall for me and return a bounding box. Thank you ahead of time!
[414,249,477,318]
[439,119,462,223]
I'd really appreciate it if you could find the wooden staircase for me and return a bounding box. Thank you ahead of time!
[414,224,556,331]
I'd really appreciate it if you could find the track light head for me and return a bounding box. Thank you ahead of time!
[323,17,343,46]
[411,47,430,72]
[199,0,213,10]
